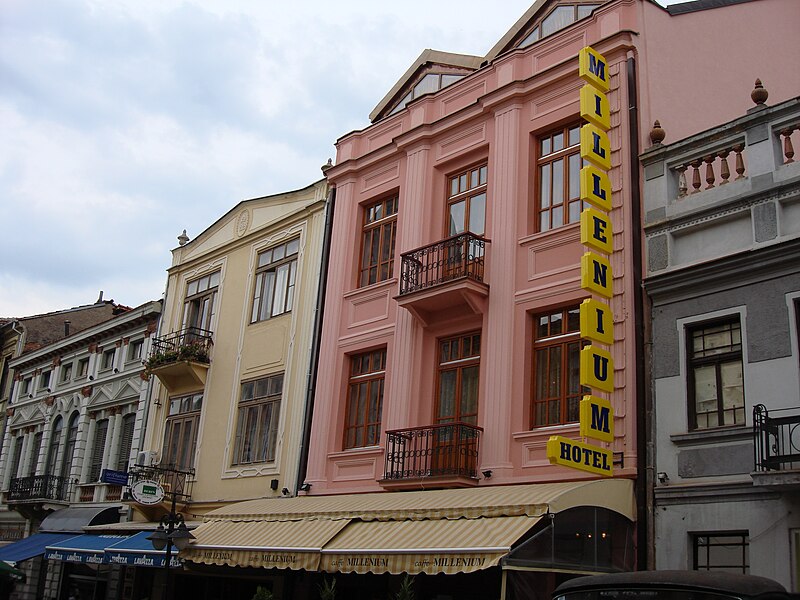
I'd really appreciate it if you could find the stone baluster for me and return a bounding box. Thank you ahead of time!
[676,165,688,197]
[781,127,795,164]
[717,150,731,184]
[733,144,746,179]
[690,159,702,193]
[704,155,716,189]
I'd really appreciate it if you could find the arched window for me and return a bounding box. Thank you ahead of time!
[60,412,80,480]
[45,416,63,473]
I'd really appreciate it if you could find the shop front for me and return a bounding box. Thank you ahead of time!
[179,479,636,600]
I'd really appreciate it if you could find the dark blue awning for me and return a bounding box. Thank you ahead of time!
[104,531,181,568]
[45,534,129,564]
[0,533,76,564]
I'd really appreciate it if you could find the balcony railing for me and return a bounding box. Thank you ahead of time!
[399,233,488,296]
[127,462,194,503]
[146,327,213,370]
[383,422,482,481]
[753,404,800,472]
[8,474,72,502]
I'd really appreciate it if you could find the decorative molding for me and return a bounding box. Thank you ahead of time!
[236,208,251,237]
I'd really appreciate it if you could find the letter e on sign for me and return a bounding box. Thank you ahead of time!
[580,207,613,255]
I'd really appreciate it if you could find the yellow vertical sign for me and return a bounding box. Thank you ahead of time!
[548,45,617,476]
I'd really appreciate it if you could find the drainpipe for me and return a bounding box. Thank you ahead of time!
[626,54,651,570]
[296,185,336,494]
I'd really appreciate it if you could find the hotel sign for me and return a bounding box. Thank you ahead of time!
[548,45,615,476]
[130,479,165,505]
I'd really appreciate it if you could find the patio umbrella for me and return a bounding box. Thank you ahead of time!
[0,560,25,582]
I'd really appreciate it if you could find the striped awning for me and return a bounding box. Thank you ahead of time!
[181,517,349,571]
[320,515,540,575]
[181,479,634,575]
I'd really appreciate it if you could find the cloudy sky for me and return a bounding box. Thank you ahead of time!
[1,0,675,318]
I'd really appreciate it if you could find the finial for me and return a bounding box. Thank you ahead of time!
[751,79,768,107]
[178,229,189,246]
[649,120,666,146]
[321,158,334,173]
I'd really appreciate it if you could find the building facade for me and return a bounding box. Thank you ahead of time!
[0,301,161,600]
[129,180,329,599]
[643,91,800,590]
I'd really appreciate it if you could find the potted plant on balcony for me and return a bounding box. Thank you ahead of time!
[177,341,209,363]
[144,349,179,370]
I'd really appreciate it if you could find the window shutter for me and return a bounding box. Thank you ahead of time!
[89,420,108,482]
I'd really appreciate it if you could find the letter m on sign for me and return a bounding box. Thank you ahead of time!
[579,46,609,92]
[580,395,614,443]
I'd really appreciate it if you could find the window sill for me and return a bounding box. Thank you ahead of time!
[670,425,752,446]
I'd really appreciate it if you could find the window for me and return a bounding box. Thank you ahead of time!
[183,271,220,332]
[437,333,481,426]
[252,239,300,323]
[77,358,89,378]
[101,348,116,371]
[345,349,386,449]
[9,435,23,480]
[89,419,109,482]
[39,370,51,390]
[536,124,583,232]
[21,377,32,396]
[128,340,144,362]
[233,374,283,464]
[448,164,487,237]
[162,393,203,470]
[693,532,749,573]
[60,412,79,480]
[531,306,584,427]
[687,318,744,430]
[360,195,398,287]
[518,4,600,48]
[28,432,42,477]
[116,414,136,471]
[60,362,73,383]
[45,416,63,473]
[388,73,465,116]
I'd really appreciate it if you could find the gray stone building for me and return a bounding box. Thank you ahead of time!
[642,89,800,589]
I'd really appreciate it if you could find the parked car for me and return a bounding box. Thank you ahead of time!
[553,570,790,600]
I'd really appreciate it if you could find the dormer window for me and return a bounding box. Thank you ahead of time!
[518,3,599,49]
[388,73,465,116]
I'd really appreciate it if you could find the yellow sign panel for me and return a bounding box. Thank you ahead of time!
[580,251,613,298]
[579,46,609,92]
[580,345,614,392]
[547,435,613,476]
[580,123,611,171]
[580,84,610,131]
[580,395,614,443]
[579,298,613,345]
[580,207,613,255]
[580,165,612,212]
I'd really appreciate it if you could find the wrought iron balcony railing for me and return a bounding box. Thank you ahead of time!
[8,474,72,502]
[146,327,213,370]
[383,422,482,481]
[753,404,800,472]
[399,233,488,296]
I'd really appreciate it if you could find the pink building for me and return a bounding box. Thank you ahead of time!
[180,2,799,599]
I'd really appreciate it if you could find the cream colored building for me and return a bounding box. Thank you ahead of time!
[138,178,329,522]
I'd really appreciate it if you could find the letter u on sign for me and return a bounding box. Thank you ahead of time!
[580,345,614,392]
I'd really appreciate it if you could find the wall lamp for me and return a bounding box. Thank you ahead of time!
[657,472,669,484]
[482,470,493,479]
[281,487,290,496]
[299,482,312,492]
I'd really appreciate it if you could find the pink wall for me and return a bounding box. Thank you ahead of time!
[305,0,799,495]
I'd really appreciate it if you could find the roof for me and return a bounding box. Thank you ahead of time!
[555,570,786,595]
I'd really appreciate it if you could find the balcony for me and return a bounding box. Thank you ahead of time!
[396,233,489,326]
[380,422,482,490]
[125,462,194,518]
[146,327,212,394]
[7,475,72,503]
[752,404,800,490]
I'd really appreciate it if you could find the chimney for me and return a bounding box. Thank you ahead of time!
[97,290,104,303]
[64,320,71,337]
